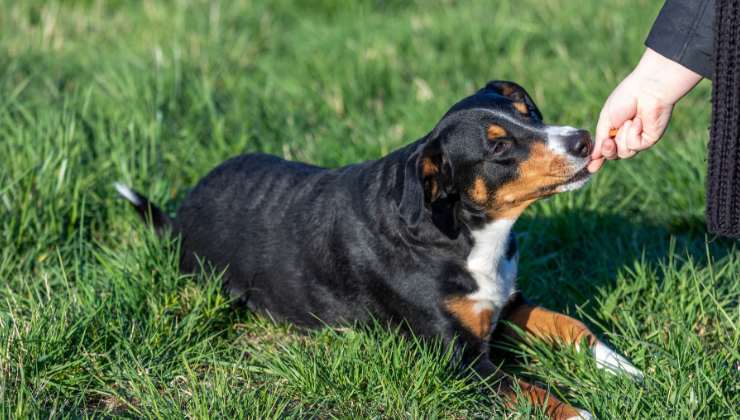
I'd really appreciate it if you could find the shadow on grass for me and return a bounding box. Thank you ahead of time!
[514,208,736,313]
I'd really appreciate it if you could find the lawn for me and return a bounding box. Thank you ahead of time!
[1,0,738,418]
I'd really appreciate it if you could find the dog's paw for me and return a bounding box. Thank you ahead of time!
[567,408,593,420]
[591,340,643,380]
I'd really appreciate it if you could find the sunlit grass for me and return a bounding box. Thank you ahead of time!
[1,0,737,418]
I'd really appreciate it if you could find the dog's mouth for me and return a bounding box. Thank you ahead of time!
[566,166,591,183]
[556,165,592,192]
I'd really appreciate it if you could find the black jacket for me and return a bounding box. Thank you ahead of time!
[646,0,715,78]
[648,0,740,238]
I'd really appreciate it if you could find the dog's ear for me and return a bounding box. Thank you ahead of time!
[480,80,543,121]
[399,133,453,227]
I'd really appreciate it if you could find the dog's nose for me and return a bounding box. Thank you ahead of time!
[567,130,593,158]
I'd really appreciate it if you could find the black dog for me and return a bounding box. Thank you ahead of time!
[117,81,641,419]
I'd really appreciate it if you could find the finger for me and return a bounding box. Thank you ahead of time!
[626,117,643,150]
[616,120,637,159]
[593,110,612,159]
[614,120,629,159]
[638,105,671,150]
[602,137,618,160]
[587,157,605,173]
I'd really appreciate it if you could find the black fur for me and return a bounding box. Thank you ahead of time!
[116,185,172,234]
[118,81,592,382]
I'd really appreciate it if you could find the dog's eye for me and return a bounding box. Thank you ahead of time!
[487,139,512,157]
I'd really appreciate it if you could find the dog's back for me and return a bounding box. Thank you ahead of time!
[172,150,428,327]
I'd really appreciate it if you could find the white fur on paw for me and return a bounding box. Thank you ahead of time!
[567,409,593,420]
[592,340,643,380]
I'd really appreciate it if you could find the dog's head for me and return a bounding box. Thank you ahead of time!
[400,81,592,228]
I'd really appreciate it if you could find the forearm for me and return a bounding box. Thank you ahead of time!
[630,48,703,106]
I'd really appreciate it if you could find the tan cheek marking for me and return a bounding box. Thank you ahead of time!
[487,124,507,140]
[446,297,494,339]
[469,177,488,204]
[513,102,528,115]
[487,143,568,219]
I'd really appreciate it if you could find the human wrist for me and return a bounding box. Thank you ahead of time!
[630,48,703,105]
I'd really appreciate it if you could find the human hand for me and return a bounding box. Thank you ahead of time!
[588,48,703,173]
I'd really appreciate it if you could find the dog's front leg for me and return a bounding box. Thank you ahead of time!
[468,358,591,420]
[498,295,643,379]
[442,305,591,419]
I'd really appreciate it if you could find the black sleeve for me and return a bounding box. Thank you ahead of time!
[645,0,715,79]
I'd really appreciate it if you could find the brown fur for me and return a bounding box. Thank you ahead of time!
[421,157,439,176]
[487,124,508,140]
[487,143,571,219]
[513,102,529,115]
[488,200,535,220]
[504,380,583,419]
[469,177,488,204]
[466,142,572,219]
[421,157,440,200]
[445,297,494,339]
[501,304,596,347]
[500,83,516,97]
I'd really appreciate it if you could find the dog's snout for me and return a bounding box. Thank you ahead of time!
[544,126,593,159]
[567,130,592,158]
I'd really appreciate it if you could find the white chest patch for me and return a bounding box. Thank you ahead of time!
[465,219,518,325]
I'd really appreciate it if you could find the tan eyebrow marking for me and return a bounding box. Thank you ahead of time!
[487,124,507,140]
[513,102,528,115]
[500,83,516,96]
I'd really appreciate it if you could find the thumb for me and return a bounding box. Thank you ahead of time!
[590,110,614,173]
[593,95,637,158]
[593,109,611,160]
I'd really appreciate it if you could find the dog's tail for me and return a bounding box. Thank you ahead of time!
[114,182,172,234]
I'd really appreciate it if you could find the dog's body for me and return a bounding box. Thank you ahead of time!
[176,149,481,331]
[117,81,641,419]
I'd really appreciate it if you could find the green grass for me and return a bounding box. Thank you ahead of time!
[1,0,738,418]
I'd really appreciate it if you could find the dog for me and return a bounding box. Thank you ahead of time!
[116,81,642,419]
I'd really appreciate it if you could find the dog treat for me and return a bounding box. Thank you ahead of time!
[609,128,618,138]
